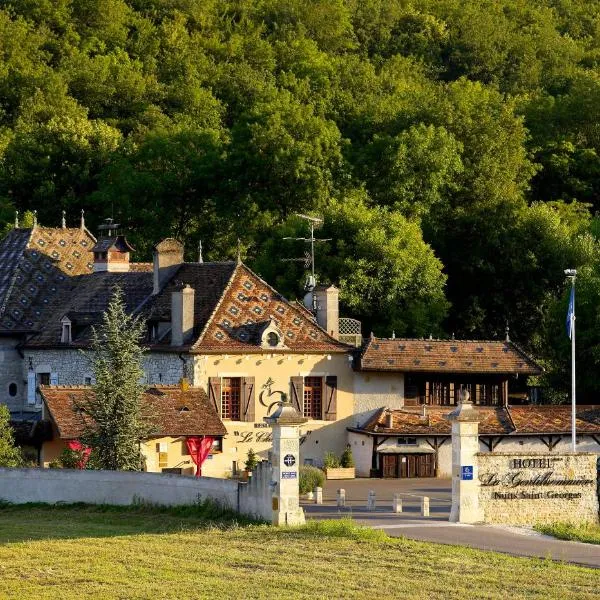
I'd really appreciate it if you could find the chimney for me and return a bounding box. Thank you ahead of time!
[171,284,195,346]
[315,285,339,339]
[92,235,134,273]
[153,238,184,294]
[386,410,394,429]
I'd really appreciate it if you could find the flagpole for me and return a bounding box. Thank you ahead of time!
[565,269,577,453]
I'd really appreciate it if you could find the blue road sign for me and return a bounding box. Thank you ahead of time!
[461,465,473,480]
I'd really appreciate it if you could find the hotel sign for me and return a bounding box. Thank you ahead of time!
[480,457,594,501]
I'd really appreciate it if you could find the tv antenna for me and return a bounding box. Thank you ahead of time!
[281,214,331,312]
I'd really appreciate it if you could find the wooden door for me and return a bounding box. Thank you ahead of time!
[382,455,398,478]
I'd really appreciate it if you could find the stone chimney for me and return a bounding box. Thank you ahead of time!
[153,238,184,294]
[171,284,195,346]
[386,410,394,429]
[315,284,339,339]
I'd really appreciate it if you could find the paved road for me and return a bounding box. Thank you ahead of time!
[302,478,600,569]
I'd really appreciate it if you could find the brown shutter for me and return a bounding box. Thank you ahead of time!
[324,375,338,421]
[290,376,303,414]
[242,377,255,422]
[208,377,221,415]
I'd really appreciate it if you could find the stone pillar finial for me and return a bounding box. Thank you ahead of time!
[264,399,307,526]
[446,392,482,524]
[32,210,37,228]
[61,210,66,228]
[80,209,85,231]
[198,240,203,263]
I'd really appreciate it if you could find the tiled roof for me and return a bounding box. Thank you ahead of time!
[143,262,238,345]
[24,271,154,347]
[356,405,600,436]
[40,385,227,439]
[0,227,96,332]
[193,264,348,353]
[358,338,542,375]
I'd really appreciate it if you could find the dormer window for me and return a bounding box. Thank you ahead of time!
[260,321,285,349]
[267,332,280,347]
[61,317,72,343]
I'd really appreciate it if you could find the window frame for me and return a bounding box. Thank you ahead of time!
[221,377,242,421]
[303,376,323,420]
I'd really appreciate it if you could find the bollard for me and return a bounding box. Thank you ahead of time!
[314,486,323,505]
[393,493,403,513]
[421,496,430,517]
[337,488,346,508]
[367,490,376,511]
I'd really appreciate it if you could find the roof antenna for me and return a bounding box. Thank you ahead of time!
[198,240,203,263]
[33,210,37,228]
[61,210,66,229]
[80,209,85,230]
[14,210,19,228]
[236,238,242,264]
[505,322,510,342]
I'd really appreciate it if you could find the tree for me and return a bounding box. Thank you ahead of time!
[244,448,259,472]
[79,288,152,470]
[0,405,23,467]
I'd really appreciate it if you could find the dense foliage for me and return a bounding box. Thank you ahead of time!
[2,1,600,397]
[79,288,152,470]
[0,405,22,467]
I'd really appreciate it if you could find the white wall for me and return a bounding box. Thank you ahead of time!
[353,372,404,427]
[0,467,273,521]
[348,431,373,477]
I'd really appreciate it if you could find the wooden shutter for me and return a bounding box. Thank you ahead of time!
[242,377,255,422]
[27,372,36,405]
[208,377,221,415]
[324,375,338,421]
[290,376,303,414]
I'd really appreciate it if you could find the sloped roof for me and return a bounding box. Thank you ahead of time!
[92,235,134,253]
[354,405,600,436]
[0,227,96,333]
[358,338,542,375]
[192,264,348,353]
[24,270,153,347]
[40,385,227,439]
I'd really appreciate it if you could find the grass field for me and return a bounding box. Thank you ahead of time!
[535,522,600,545]
[0,503,598,599]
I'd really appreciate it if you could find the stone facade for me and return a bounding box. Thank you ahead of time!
[0,337,26,413]
[478,452,599,525]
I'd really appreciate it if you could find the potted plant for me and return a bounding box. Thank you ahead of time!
[243,448,259,480]
[324,447,356,480]
[299,465,325,499]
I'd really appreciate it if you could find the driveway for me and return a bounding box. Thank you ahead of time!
[301,478,600,569]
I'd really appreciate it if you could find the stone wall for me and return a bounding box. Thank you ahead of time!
[477,453,599,525]
[0,467,272,521]
[0,337,25,413]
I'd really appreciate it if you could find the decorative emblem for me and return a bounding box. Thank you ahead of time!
[259,377,288,416]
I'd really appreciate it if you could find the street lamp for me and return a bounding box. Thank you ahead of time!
[564,269,577,452]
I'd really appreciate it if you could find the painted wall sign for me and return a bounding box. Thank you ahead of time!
[461,466,473,481]
[236,431,273,444]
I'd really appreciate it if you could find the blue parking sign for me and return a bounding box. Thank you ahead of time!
[461,466,473,480]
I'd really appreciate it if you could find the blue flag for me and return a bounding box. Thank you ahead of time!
[566,286,575,340]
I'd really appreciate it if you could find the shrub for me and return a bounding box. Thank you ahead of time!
[299,465,325,494]
[340,447,355,468]
[323,452,340,469]
[244,448,259,472]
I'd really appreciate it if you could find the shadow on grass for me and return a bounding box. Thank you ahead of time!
[0,499,264,544]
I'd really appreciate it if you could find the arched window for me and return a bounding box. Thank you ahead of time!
[8,383,17,397]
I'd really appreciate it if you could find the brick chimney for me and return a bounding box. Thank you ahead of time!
[153,238,184,294]
[315,284,339,339]
[171,284,195,346]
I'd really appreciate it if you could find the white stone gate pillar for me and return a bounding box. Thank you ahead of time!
[446,391,483,524]
[264,400,308,526]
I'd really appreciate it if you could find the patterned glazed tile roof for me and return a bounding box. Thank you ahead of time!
[40,385,227,439]
[358,337,542,375]
[356,405,600,436]
[0,227,96,332]
[192,264,348,353]
[24,271,153,347]
[142,262,238,346]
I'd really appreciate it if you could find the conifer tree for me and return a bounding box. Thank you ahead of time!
[0,405,23,467]
[79,288,152,470]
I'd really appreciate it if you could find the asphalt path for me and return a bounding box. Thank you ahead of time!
[302,478,600,569]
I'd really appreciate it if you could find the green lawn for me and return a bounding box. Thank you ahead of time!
[0,504,598,599]
[535,522,600,545]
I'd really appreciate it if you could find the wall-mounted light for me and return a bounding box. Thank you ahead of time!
[326,355,331,361]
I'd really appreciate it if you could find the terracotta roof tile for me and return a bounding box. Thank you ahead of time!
[359,338,542,375]
[357,405,600,436]
[40,385,227,439]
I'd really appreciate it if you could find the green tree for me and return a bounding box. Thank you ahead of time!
[78,288,152,471]
[0,405,23,467]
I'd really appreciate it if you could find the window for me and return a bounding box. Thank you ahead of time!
[267,332,279,347]
[84,376,92,386]
[61,322,71,343]
[8,383,17,397]
[397,437,417,445]
[38,373,50,386]
[221,377,241,420]
[211,438,223,453]
[303,377,322,419]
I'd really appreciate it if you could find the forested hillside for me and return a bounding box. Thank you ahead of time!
[1,0,600,398]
